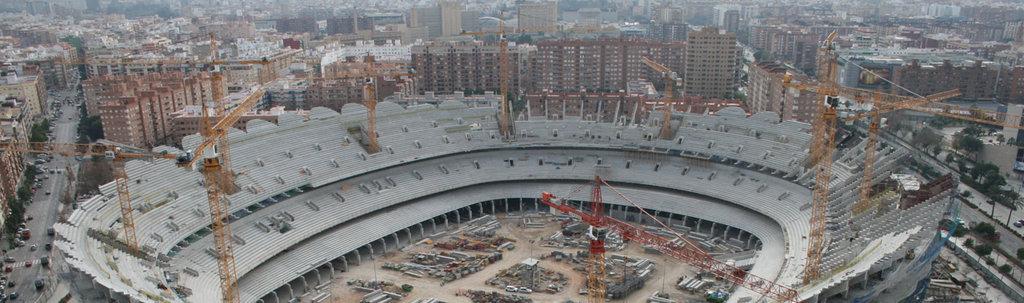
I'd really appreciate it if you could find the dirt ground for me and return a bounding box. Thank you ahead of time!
[327,213,708,303]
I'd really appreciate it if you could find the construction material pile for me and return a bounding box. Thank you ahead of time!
[434,215,515,252]
[540,220,625,250]
[456,289,532,303]
[487,258,568,294]
[382,250,503,284]
[556,251,654,299]
[346,279,409,298]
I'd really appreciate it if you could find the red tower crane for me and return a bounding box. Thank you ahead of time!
[538,178,799,302]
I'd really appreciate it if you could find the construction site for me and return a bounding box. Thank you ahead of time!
[14,23,1007,303]
[334,209,745,303]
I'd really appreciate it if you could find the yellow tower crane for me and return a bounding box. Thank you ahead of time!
[640,56,681,140]
[50,36,272,251]
[787,31,962,284]
[1,87,265,303]
[461,15,515,140]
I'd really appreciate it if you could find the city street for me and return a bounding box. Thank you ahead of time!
[3,90,81,301]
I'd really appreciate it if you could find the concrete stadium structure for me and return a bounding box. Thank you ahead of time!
[55,100,957,303]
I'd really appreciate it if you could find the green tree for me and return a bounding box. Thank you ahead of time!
[1017,248,1024,260]
[77,105,104,143]
[974,244,993,256]
[956,135,984,156]
[974,222,997,238]
[29,119,50,142]
[911,128,943,149]
[1000,264,1013,274]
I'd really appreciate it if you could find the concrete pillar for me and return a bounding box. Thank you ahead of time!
[272,290,280,303]
[746,236,755,249]
[285,282,294,300]
[311,268,322,287]
[392,233,400,247]
[443,214,450,230]
[354,250,362,265]
[724,226,733,239]
[341,255,349,271]
[325,261,335,279]
[666,213,673,226]
[711,222,718,236]
[455,209,462,224]
[379,238,388,254]
[518,198,523,214]
[491,200,496,214]
[299,275,309,292]
[613,100,622,123]
[430,218,437,233]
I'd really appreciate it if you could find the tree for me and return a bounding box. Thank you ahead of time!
[911,128,943,149]
[974,244,993,257]
[1017,248,1024,260]
[965,238,975,248]
[77,108,104,143]
[974,222,997,238]
[961,190,972,198]
[1000,264,1013,274]
[29,119,50,143]
[956,135,984,157]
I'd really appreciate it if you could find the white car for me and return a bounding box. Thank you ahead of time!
[505,285,518,292]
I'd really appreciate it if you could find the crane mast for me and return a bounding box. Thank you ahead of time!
[803,30,840,284]
[498,21,513,140]
[640,57,678,140]
[586,177,607,303]
[202,156,240,303]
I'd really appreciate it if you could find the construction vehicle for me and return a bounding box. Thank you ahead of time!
[641,56,682,140]
[538,177,799,302]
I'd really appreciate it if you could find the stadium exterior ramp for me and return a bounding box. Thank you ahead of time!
[55,100,957,303]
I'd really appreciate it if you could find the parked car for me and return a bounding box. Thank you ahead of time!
[23,261,31,268]
[1015,220,1024,228]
